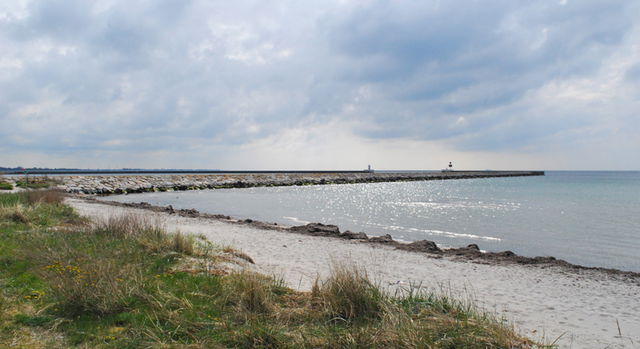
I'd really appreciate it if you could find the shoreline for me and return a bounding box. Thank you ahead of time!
[84,196,640,279]
[67,196,640,349]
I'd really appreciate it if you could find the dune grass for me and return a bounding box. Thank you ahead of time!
[0,175,11,190]
[0,190,539,348]
[14,176,60,189]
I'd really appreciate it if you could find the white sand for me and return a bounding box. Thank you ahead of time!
[68,198,640,349]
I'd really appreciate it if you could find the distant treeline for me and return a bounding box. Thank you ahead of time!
[0,167,216,173]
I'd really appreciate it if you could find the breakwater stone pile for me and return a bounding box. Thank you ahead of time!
[56,171,544,194]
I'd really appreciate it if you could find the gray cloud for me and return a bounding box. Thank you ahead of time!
[0,0,639,168]
[326,1,638,147]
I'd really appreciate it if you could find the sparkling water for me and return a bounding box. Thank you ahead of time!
[105,171,640,272]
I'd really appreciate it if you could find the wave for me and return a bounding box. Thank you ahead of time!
[282,216,311,225]
[388,201,519,210]
[368,222,501,241]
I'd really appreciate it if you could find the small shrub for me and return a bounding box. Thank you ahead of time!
[0,182,12,190]
[313,264,386,322]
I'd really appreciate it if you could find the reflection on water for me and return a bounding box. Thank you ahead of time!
[104,171,640,272]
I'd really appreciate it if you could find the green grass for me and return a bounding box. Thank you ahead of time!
[14,176,60,189]
[0,182,12,190]
[0,190,538,348]
[15,181,50,189]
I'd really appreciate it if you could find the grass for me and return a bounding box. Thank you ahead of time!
[0,190,539,348]
[15,176,60,189]
[0,175,11,190]
[312,263,385,322]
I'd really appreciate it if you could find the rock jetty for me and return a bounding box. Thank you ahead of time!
[54,171,544,194]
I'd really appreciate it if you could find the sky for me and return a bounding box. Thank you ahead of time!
[1,0,639,170]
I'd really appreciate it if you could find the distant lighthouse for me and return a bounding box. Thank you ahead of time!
[448,162,453,170]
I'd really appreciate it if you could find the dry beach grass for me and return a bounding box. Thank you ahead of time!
[0,190,535,348]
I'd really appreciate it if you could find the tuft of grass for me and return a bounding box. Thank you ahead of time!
[93,213,163,239]
[0,189,66,207]
[93,214,197,256]
[0,191,80,229]
[223,272,278,315]
[222,246,255,264]
[14,314,54,327]
[25,189,66,205]
[93,214,169,253]
[312,263,386,322]
[171,232,195,255]
[0,175,11,191]
[16,181,50,189]
[0,205,29,224]
[38,256,146,316]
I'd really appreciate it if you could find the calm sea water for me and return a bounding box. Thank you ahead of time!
[105,171,640,272]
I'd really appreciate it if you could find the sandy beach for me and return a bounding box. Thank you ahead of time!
[68,197,640,349]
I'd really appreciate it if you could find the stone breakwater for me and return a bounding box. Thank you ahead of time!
[56,171,544,194]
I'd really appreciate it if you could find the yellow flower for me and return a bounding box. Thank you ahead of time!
[23,290,45,300]
[108,327,125,334]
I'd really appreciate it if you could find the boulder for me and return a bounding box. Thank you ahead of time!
[466,244,480,251]
[179,208,199,217]
[340,231,368,240]
[397,240,441,253]
[369,234,394,243]
[445,244,483,257]
[290,223,341,236]
[496,250,516,257]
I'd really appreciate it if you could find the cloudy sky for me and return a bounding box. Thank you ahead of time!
[1,0,639,170]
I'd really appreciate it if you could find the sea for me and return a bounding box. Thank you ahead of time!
[104,171,640,272]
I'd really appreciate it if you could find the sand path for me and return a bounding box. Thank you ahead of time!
[68,198,640,349]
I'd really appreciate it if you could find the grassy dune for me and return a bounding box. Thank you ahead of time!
[0,176,12,190]
[0,190,539,348]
